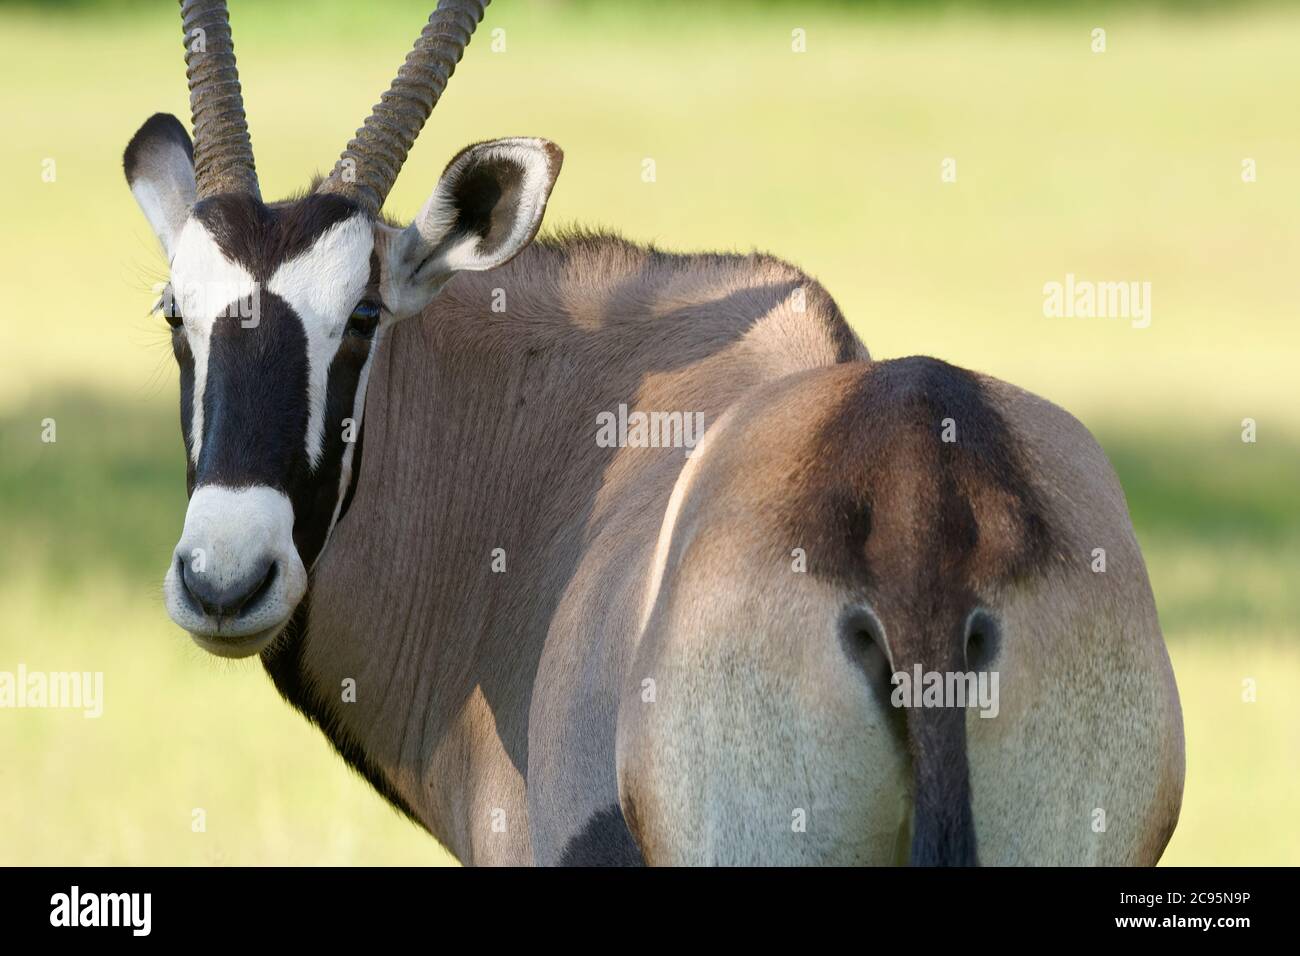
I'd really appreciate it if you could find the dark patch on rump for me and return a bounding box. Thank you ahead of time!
[785,356,1056,592]
[783,356,1060,866]
[558,805,646,866]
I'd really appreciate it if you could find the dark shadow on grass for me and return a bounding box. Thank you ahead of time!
[1095,426,1300,544]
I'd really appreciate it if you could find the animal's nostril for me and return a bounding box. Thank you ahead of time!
[181,555,277,619]
[240,561,277,615]
[180,556,217,615]
[964,609,1001,670]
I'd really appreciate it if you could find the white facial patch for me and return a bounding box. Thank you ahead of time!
[267,214,374,468]
[169,218,258,465]
[167,213,374,470]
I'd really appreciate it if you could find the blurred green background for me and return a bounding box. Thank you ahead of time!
[1,0,1296,865]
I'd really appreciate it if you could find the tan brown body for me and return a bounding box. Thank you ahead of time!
[276,232,1184,865]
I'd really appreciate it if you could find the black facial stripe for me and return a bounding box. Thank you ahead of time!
[196,292,311,491]
[192,192,363,279]
[291,332,373,567]
[173,190,377,578]
[335,411,365,526]
[174,331,197,496]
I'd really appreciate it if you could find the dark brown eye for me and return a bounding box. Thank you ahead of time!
[157,287,183,329]
[347,300,381,338]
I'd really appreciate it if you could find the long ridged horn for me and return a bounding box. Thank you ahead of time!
[317,0,489,214]
[180,0,260,199]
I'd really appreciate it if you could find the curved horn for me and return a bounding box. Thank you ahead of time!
[317,0,489,214]
[181,0,260,199]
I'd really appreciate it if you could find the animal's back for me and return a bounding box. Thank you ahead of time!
[306,230,868,863]
[431,228,866,373]
[307,234,1181,865]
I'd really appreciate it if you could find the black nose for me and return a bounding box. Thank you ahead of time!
[179,553,277,619]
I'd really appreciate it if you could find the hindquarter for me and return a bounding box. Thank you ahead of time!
[970,378,1184,864]
[615,360,1184,865]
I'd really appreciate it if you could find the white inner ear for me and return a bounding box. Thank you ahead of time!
[268,214,374,469]
[415,138,556,276]
[130,139,196,259]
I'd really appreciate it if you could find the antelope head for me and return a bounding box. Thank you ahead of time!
[124,0,561,657]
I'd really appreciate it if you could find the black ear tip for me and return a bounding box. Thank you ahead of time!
[124,113,194,183]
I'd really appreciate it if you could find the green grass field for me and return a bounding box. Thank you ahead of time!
[1,0,1296,865]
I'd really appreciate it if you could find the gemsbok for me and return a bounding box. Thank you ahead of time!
[124,0,1185,865]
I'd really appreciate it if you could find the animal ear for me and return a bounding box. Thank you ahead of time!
[123,113,196,259]
[383,137,563,316]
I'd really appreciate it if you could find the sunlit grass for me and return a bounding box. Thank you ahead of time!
[1161,639,1300,866]
[1,566,453,865]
